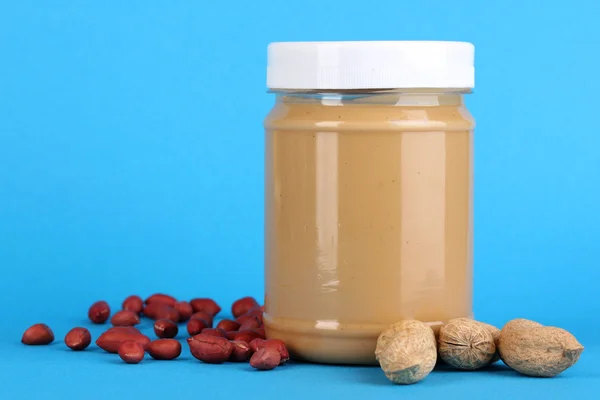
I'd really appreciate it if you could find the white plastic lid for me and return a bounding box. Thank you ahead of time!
[267,41,474,90]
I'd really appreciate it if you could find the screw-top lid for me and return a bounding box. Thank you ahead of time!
[267,41,474,90]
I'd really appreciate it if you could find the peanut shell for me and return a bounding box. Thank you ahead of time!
[438,319,496,370]
[450,318,501,363]
[375,320,437,385]
[501,318,542,334]
[499,319,583,377]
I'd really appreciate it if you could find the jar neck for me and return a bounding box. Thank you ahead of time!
[270,88,470,107]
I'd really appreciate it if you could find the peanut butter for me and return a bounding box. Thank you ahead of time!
[264,91,474,364]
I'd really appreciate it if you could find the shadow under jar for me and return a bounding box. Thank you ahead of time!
[263,41,475,365]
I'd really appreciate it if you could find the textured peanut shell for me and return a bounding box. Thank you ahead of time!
[375,320,427,360]
[476,321,501,363]
[499,320,583,377]
[375,320,437,385]
[501,318,542,334]
[439,319,495,370]
[450,318,501,364]
[498,318,542,364]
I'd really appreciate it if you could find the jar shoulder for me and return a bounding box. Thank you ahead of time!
[264,102,475,132]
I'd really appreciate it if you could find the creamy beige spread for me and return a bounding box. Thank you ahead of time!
[264,91,475,364]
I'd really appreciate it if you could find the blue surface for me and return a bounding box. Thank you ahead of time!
[1,0,599,398]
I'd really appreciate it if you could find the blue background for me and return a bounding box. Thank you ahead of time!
[1,0,599,398]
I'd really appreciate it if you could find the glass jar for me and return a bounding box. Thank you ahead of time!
[263,41,475,365]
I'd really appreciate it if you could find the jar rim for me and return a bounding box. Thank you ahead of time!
[267,88,473,96]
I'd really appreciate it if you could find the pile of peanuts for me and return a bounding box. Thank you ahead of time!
[20,294,289,370]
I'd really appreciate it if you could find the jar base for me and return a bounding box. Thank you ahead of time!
[264,314,473,365]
